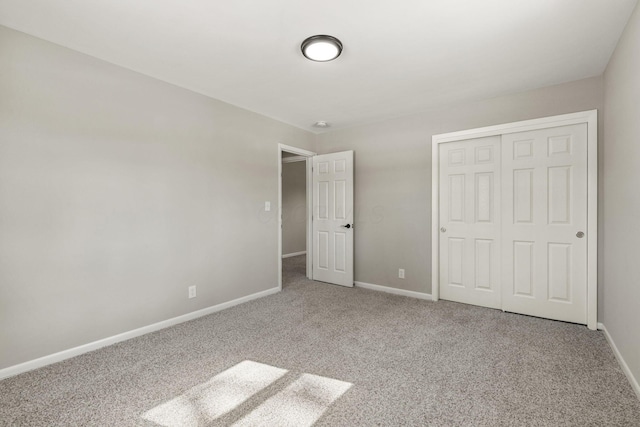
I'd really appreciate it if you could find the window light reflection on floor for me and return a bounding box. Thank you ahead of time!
[232,373,352,426]
[142,360,288,426]
[142,360,353,427]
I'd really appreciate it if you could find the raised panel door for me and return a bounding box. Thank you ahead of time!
[501,124,587,324]
[312,151,354,287]
[439,137,501,309]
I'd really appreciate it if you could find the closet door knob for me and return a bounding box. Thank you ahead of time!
[576,231,584,238]
[440,227,447,233]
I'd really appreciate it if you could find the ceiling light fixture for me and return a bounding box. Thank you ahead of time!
[313,121,330,128]
[301,35,343,62]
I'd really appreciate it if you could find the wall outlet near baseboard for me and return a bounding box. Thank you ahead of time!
[398,269,405,279]
[188,285,197,299]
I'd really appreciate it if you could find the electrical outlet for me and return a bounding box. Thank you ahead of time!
[188,285,197,299]
[264,201,271,212]
[399,269,405,279]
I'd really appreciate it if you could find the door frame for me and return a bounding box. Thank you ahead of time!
[431,110,598,329]
[278,143,316,291]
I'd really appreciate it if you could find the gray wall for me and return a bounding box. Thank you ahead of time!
[315,77,604,305]
[282,161,307,255]
[0,26,314,369]
[603,2,640,391]
[0,21,623,375]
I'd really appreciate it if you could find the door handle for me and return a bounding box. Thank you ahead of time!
[576,231,584,238]
[440,227,447,233]
[341,224,352,229]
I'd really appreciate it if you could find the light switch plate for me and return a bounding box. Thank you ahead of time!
[265,201,271,211]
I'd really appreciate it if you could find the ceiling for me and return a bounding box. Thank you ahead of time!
[0,0,637,133]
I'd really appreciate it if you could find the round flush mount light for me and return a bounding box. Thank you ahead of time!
[313,121,331,128]
[301,35,343,62]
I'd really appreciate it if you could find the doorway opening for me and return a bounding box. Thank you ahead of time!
[278,144,315,291]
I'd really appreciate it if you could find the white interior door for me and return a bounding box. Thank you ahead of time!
[439,136,501,309]
[312,151,354,287]
[501,124,588,324]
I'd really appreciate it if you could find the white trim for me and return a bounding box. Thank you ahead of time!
[431,110,598,329]
[282,251,306,258]
[306,156,313,280]
[598,323,640,401]
[282,156,307,163]
[432,110,599,143]
[0,286,280,380]
[431,134,440,302]
[586,112,598,331]
[278,144,316,291]
[278,144,315,157]
[355,281,432,301]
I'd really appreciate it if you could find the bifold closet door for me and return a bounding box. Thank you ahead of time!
[439,136,501,309]
[501,124,588,324]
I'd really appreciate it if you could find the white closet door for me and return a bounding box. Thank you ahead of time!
[501,124,588,324]
[439,136,501,309]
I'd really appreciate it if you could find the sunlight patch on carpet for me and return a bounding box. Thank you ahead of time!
[142,360,287,426]
[232,373,352,427]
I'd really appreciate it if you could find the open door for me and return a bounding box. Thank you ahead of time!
[312,151,354,287]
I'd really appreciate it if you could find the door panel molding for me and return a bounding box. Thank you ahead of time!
[439,136,502,309]
[501,124,588,324]
[432,110,598,330]
[312,151,354,287]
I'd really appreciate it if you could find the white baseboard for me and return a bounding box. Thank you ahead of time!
[598,322,640,401]
[282,251,306,258]
[0,286,281,380]
[354,281,432,301]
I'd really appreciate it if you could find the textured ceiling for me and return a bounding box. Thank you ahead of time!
[0,0,637,132]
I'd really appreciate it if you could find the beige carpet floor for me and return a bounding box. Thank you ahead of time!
[1,254,639,426]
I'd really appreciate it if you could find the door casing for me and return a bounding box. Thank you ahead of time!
[278,143,316,291]
[431,110,598,330]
